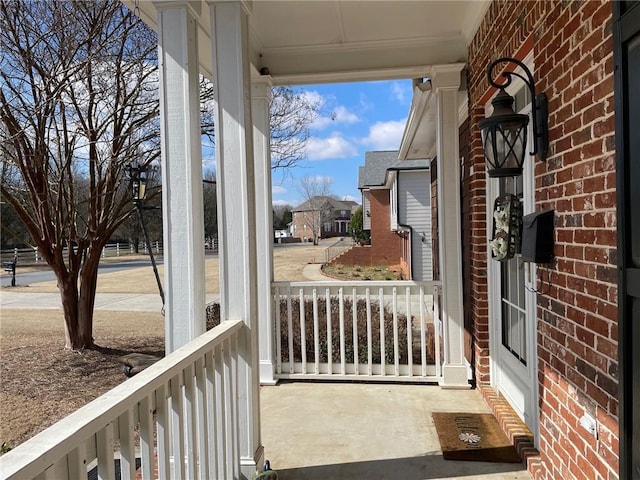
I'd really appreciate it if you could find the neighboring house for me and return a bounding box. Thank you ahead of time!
[337,151,433,281]
[291,196,358,242]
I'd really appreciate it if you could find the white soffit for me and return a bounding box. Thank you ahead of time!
[399,80,436,160]
[124,0,490,85]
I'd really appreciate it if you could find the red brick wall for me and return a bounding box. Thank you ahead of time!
[369,189,403,265]
[331,189,404,267]
[467,1,617,479]
[291,211,316,241]
[331,245,372,266]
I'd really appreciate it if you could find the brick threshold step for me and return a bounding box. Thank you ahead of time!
[480,386,543,478]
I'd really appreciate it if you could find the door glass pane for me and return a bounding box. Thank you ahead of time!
[499,137,527,365]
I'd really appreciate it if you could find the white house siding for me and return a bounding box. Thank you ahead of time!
[397,170,432,281]
[362,191,371,230]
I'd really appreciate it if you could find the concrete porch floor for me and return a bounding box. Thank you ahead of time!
[261,382,533,480]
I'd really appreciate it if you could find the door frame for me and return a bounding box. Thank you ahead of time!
[614,2,640,478]
[486,53,540,444]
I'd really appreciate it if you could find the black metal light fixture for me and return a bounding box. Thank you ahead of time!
[129,164,148,203]
[128,164,164,307]
[479,57,549,178]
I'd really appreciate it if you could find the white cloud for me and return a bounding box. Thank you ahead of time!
[272,199,292,207]
[300,89,326,106]
[312,105,360,130]
[359,92,373,112]
[342,194,359,202]
[360,119,407,151]
[272,185,286,195]
[306,132,358,160]
[308,175,333,184]
[390,81,410,104]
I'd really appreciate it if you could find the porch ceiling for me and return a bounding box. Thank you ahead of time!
[128,0,489,84]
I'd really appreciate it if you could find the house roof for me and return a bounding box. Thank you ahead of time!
[387,158,430,170]
[292,196,359,212]
[359,151,399,188]
[359,151,430,189]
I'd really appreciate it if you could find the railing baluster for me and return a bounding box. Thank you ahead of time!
[275,287,282,374]
[231,335,240,480]
[223,338,235,478]
[214,344,226,480]
[118,408,136,480]
[42,456,68,479]
[96,423,115,480]
[379,287,385,376]
[420,286,427,377]
[184,364,197,479]
[326,288,332,374]
[66,445,86,480]
[392,287,399,377]
[287,286,294,374]
[366,287,372,375]
[170,373,185,480]
[406,286,413,377]
[156,383,171,480]
[205,350,217,479]
[313,288,320,374]
[339,287,346,375]
[352,287,359,375]
[139,395,155,480]
[434,286,442,379]
[195,357,209,480]
[299,287,306,373]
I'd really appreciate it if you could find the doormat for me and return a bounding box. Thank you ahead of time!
[432,412,522,463]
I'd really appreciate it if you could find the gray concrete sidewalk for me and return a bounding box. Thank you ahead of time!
[0,264,328,312]
[0,291,219,312]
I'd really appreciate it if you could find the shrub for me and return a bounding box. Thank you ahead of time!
[206,299,437,366]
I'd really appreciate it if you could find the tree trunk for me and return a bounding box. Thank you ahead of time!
[58,249,102,350]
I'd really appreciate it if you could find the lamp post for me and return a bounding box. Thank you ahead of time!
[129,164,164,307]
[479,57,549,178]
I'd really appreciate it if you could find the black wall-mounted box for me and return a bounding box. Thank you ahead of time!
[521,210,554,263]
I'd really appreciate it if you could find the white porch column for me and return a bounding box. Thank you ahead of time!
[155,0,206,353]
[252,76,277,385]
[431,64,469,388]
[208,1,263,477]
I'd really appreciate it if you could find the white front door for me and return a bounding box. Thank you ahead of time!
[487,80,540,443]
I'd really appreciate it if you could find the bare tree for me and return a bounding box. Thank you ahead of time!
[0,0,159,350]
[296,176,334,245]
[200,81,323,171]
[269,86,323,170]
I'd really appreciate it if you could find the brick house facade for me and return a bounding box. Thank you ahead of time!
[465,2,619,479]
[334,188,407,271]
[291,197,358,242]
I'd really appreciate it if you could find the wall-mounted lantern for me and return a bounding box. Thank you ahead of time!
[479,57,549,178]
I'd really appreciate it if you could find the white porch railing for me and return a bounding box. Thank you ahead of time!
[271,281,443,383]
[0,319,244,480]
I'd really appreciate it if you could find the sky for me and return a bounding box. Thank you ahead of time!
[270,79,414,208]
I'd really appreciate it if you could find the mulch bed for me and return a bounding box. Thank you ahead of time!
[0,332,163,449]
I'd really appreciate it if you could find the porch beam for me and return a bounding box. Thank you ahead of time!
[252,75,277,386]
[154,0,206,353]
[431,63,469,388]
[208,1,263,476]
